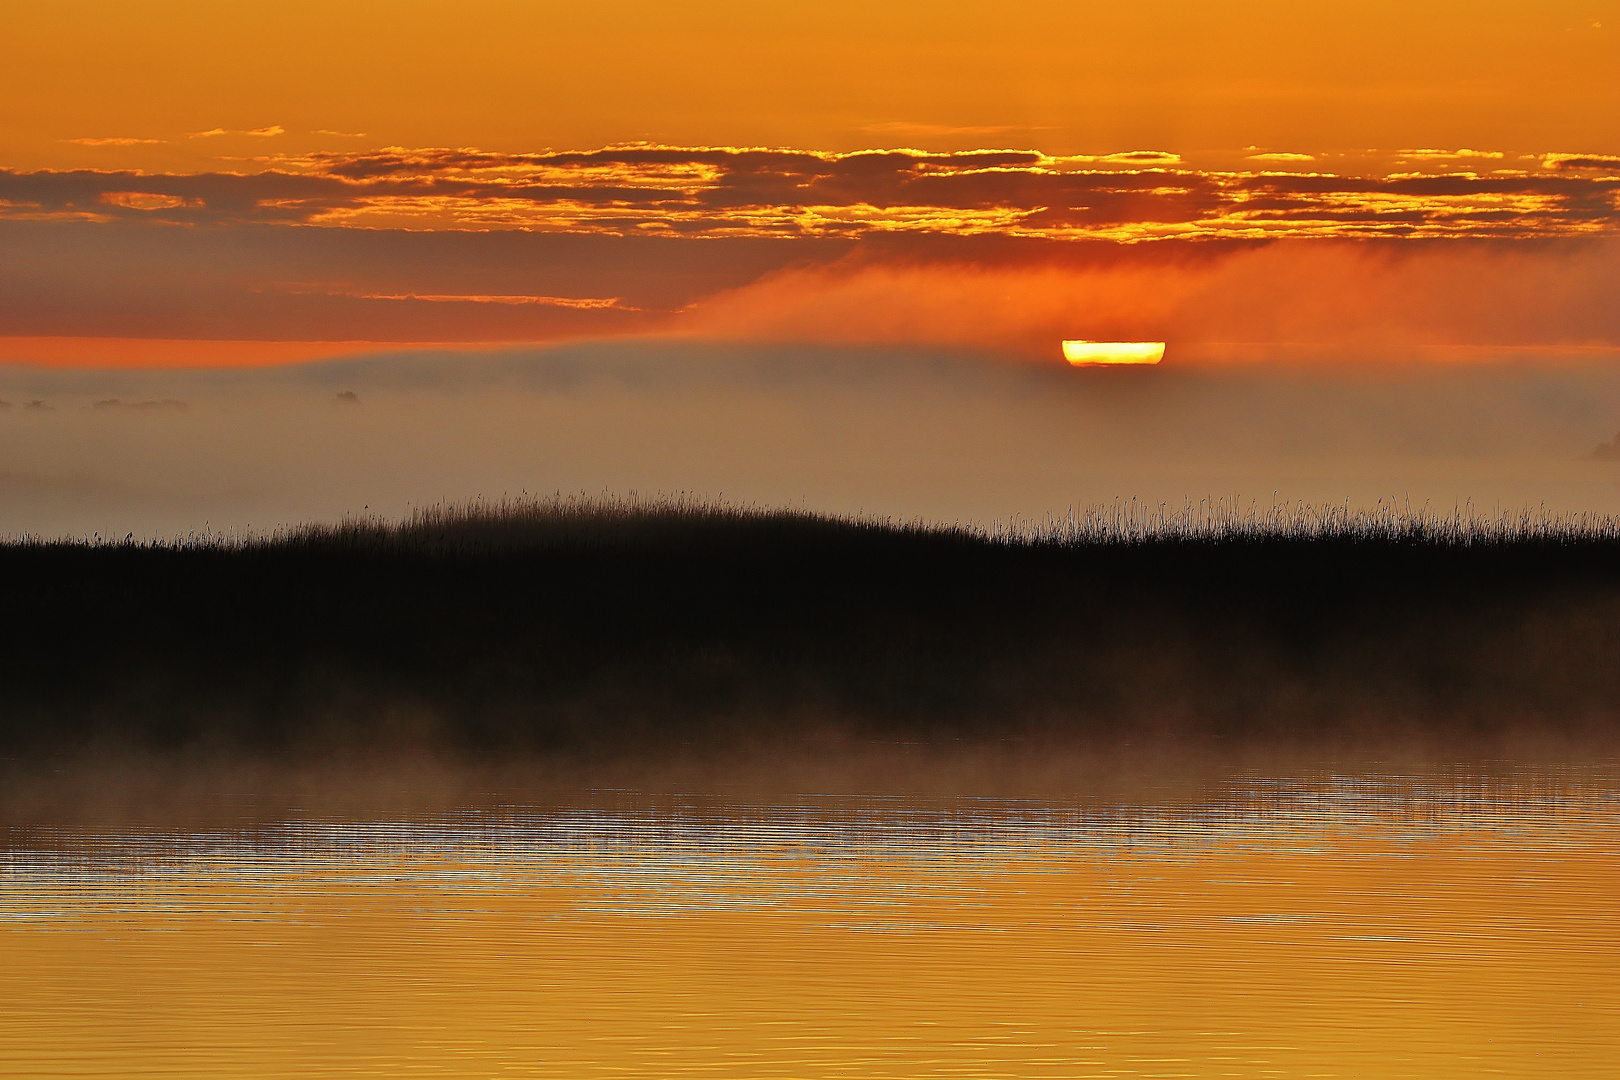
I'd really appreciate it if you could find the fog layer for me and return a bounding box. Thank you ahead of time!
[3,341,1620,538]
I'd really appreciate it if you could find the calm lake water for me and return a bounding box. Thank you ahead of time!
[3,763,1617,1078]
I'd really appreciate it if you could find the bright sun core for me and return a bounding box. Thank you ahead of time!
[1062,340,1166,366]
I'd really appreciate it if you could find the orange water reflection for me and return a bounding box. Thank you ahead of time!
[3,766,1617,1077]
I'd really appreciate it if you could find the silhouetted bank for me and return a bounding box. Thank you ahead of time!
[3,498,1619,765]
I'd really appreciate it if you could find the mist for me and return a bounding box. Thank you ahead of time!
[681,238,1620,360]
[4,340,1620,538]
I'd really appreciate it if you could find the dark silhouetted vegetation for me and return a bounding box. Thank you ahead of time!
[3,495,1619,767]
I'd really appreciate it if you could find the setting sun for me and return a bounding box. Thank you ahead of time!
[1061,340,1166,366]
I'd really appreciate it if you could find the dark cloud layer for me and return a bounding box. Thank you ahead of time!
[5,218,1618,353]
[0,219,854,338]
[3,146,1617,240]
[4,146,1617,354]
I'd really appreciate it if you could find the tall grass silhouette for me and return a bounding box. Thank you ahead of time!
[17,492,1618,551]
[3,494,1618,764]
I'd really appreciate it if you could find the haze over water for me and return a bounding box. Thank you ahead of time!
[5,763,1616,1078]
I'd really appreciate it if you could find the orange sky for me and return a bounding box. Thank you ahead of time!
[6,1,1617,169]
[3,1,1618,366]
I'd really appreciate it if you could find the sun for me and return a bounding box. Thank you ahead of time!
[1062,341,1166,366]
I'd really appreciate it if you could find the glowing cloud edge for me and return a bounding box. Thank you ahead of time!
[1062,340,1166,366]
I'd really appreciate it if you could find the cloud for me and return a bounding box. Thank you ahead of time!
[859,122,1048,138]
[1246,152,1317,162]
[65,137,165,147]
[0,222,854,343]
[3,146,1618,362]
[351,293,630,309]
[1087,150,1182,165]
[189,125,285,139]
[1398,149,1506,160]
[0,168,360,226]
[99,192,198,211]
[1544,153,1620,171]
[3,146,1617,241]
[4,198,1619,359]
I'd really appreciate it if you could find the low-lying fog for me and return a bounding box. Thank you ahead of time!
[3,341,1620,538]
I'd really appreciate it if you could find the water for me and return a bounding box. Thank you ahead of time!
[3,764,1617,1078]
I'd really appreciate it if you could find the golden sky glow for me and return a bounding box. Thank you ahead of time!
[4,2,1617,172]
[3,1,1619,365]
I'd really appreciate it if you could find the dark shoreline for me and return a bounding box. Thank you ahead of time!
[4,500,1620,776]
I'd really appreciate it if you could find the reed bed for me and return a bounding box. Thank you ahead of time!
[4,491,1620,762]
[12,492,1620,552]
[1004,497,1620,546]
[236,493,1620,553]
